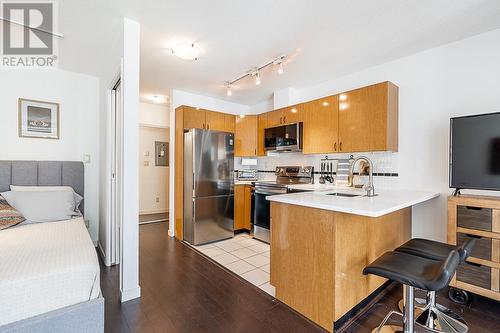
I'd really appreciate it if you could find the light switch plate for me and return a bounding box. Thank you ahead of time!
[144,161,150,166]
[83,154,91,163]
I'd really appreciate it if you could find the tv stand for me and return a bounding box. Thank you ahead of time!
[452,188,462,197]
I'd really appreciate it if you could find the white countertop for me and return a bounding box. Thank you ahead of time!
[267,187,439,217]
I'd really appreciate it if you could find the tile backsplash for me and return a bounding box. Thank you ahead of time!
[235,151,400,189]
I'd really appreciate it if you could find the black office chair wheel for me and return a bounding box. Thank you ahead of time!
[448,287,469,305]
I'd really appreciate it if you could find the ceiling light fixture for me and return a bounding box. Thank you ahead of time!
[223,55,286,96]
[151,95,167,104]
[169,43,200,60]
[225,83,233,96]
[254,71,261,85]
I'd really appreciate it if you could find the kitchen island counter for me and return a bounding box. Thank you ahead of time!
[268,189,439,332]
[267,188,439,217]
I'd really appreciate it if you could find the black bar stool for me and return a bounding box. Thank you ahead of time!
[394,238,476,333]
[363,249,460,333]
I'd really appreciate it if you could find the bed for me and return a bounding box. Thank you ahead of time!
[0,161,104,333]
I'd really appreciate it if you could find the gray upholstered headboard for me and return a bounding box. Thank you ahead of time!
[0,161,85,214]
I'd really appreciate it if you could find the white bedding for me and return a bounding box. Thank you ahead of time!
[0,217,100,326]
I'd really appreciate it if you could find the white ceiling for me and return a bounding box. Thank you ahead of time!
[58,0,500,106]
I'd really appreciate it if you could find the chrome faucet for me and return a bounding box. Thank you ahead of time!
[349,156,376,197]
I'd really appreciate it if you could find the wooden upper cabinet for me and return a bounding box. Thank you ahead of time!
[183,107,206,129]
[235,115,258,157]
[205,110,225,131]
[338,81,398,153]
[266,109,283,128]
[257,113,268,156]
[282,104,304,124]
[303,95,339,154]
[224,114,236,133]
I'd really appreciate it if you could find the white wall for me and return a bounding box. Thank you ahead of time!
[247,29,500,242]
[139,101,169,127]
[120,18,141,302]
[139,126,169,214]
[0,68,100,242]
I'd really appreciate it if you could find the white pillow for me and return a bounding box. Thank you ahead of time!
[1,191,80,223]
[9,185,83,211]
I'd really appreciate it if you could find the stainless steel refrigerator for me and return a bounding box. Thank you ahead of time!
[183,128,234,245]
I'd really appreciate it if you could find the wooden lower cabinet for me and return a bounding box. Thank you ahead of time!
[448,195,500,301]
[234,184,252,230]
[270,203,411,332]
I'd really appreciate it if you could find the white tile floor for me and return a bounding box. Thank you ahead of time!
[193,233,276,297]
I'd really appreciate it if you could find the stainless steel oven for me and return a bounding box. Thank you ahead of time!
[252,166,314,243]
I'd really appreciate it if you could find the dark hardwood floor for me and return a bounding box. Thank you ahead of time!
[100,222,500,333]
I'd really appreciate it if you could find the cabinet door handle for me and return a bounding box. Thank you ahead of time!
[334,142,337,151]
[207,123,209,129]
[284,116,286,123]
[339,142,342,151]
[203,123,205,129]
[254,148,257,155]
[280,117,282,124]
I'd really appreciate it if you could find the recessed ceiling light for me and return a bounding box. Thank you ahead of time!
[151,95,167,104]
[170,43,200,60]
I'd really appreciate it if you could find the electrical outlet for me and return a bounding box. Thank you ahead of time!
[84,220,90,229]
[156,197,160,203]
[144,161,149,166]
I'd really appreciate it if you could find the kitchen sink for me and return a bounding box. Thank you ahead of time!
[326,192,360,197]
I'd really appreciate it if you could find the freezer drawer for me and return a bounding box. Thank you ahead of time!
[184,195,234,245]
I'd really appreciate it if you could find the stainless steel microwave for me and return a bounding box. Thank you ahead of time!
[264,122,303,152]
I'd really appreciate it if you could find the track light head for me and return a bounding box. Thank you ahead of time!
[254,71,261,85]
[225,83,233,96]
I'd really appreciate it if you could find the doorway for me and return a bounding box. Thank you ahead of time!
[110,79,122,267]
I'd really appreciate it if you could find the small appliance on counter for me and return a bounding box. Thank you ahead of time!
[236,169,258,181]
[253,166,314,243]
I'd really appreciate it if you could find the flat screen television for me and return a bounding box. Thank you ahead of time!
[450,112,500,191]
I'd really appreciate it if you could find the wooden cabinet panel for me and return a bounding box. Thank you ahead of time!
[224,114,236,133]
[183,107,206,129]
[266,109,283,128]
[257,113,267,156]
[303,95,339,154]
[457,206,492,232]
[205,110,225,131]
[243,185,252,230]
[234,185,245,230]
[282,104,304,124]
[235,115,258,157]
[338,81,398,152]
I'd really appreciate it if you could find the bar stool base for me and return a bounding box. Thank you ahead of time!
[371,325,403,333]
[398,298,468,333]
[415,305,468,333]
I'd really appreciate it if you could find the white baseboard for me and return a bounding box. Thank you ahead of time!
[139,209,169,215]
[121,286,141,302]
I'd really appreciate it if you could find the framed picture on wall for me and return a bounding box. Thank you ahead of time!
[18,98,60,139]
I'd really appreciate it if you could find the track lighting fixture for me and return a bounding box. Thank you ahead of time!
[223,55,286,96]
[254,71,261,85]
[225,83,232,96]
